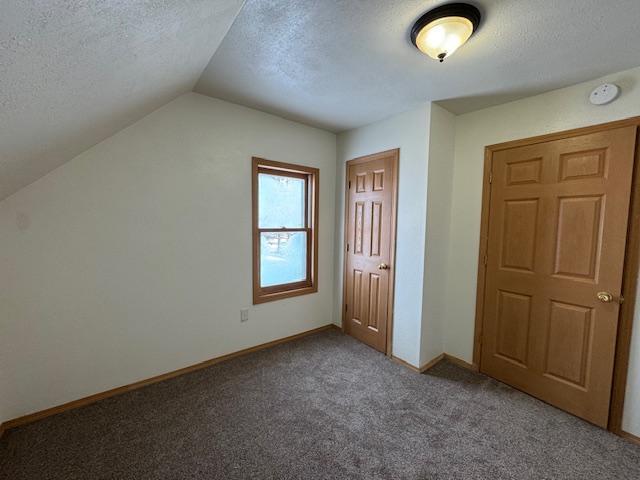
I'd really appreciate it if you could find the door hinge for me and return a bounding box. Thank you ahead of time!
[345,304,348,311]
[483,253,488,266]
[346,243,350,252]
[489,171,493,184]
[348,180,351,189]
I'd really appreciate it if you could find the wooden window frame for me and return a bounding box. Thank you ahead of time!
[252,157,319,304]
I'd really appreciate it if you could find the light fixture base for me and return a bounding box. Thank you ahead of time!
[411,3,481,62]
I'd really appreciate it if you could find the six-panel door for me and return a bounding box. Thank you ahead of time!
[480,126,637,426]
[344,151,397,353]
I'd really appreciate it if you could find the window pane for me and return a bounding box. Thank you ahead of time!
[258,173,305,228]
[260,232,307,287]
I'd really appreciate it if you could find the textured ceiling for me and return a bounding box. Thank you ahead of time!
[0,0,245,200]
[196,0,640,132]
[4,1,640,201]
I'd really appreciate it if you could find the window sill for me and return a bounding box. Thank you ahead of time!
[253,285,318,305]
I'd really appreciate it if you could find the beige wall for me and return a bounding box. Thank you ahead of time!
[420,104,456,365]
[0,93,337,423]
[443,65,640,436]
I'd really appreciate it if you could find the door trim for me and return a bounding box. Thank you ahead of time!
[473,116,640,436]
[342,149,399,356]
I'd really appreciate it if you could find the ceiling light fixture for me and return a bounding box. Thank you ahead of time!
[411,3,481,63]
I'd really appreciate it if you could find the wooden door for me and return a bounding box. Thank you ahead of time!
[481,126,637,427]
[344,150,398,353]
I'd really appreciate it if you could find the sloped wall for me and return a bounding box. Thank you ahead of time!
[0,93,337,423]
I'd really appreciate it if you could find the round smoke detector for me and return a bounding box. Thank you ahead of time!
[589,83,620,105]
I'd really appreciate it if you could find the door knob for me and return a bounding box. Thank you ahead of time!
[378,263,389,270]
[597,291,613,303]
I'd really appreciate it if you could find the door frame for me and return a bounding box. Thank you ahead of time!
[342,149,399,356]
[473,116,640,437]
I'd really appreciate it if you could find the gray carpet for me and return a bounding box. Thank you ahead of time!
[1,329,639,479]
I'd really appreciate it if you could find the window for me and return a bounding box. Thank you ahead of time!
[252,157,319,304]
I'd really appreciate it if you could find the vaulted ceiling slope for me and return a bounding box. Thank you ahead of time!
[196,0,640,132]
[0,0,245,201]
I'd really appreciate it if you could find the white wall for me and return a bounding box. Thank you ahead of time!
[0,93,337,423]
[334,104,431,367]
[626,278,640,435]
[420,105,456,366]
[2,65,638,437]
[0,361,7,425]
[443,65,640,435]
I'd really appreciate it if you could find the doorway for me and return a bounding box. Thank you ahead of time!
[342,149,399,354]
[475,120,640,429]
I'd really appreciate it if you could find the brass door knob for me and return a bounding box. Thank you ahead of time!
[378,263,389,270]
[597,291,613,303]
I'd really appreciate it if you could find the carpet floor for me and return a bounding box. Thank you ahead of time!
[1,329,639,479]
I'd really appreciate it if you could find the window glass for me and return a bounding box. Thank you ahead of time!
[258,173,305,228]
[259,232,307,287]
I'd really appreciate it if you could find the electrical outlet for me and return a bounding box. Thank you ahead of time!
[240,308,249,323]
